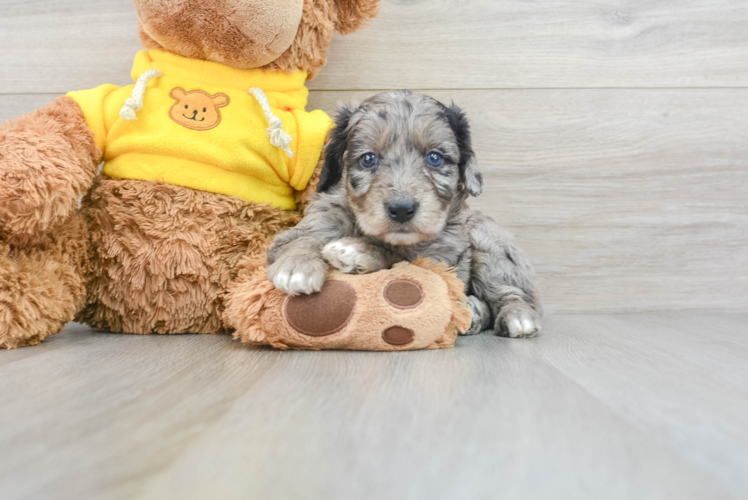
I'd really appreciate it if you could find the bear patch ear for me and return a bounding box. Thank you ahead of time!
[169,87,187,101]
[212,93,230,108]
[318,104,358,193]
[333,0,381,34]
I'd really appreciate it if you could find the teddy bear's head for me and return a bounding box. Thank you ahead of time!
[134,0,380,78]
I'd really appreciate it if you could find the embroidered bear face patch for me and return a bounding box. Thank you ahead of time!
[169,88,230,131]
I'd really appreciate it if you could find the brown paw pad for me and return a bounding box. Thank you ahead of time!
[382,326,415,346]
[384,279,424,309]
[285,281,356,337]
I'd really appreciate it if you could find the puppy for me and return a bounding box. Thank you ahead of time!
[267,91,541,338]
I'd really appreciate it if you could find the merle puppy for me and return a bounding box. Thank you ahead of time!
[266,91,541,337]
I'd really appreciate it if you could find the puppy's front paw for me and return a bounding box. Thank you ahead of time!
[322,240,385,275]
[495,304,541,338]
[268,258,327,296]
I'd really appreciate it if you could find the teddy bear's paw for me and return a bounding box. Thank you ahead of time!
[322,239,386,275]
[282,275,426,348]
[260,262,464,351]
[268,257,327,296]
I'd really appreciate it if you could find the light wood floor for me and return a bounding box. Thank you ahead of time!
[2,314,747,500]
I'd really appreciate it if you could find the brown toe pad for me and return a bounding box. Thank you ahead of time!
[382,326,415,346]
[285,280,356,337]
[384,279,424,309]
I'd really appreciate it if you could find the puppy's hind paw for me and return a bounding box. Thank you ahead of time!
[495,305,541,338]
[463,295,492,335]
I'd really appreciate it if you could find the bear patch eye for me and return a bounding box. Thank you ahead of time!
[185,105,189,109]
[361,153,378,168]
[426,152,444,167]
[203,108,207,113]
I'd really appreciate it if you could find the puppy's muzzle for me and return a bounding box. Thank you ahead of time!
[386,199,419,223]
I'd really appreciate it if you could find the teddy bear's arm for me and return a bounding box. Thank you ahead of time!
[0,96,100,237]
[293,150,324,213]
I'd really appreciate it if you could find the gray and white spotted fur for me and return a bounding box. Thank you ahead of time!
[267,91,541,338]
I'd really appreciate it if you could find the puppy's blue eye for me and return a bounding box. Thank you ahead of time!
[427,152,444,167]
[362,153,378,168]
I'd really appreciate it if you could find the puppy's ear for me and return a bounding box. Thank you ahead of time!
[443,102,483,197]
[333,0,381,34]
[318,105,356,193]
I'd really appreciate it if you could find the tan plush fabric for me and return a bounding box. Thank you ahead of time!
[136,0,305,69]
[0,97,98,349]
[78,178,301,335]
[137,0,380,80]
[332,0,381,34]
[227,258,471,351]
[0,214,89,349]
[267,0,380,79]
[0,97,99,238]
[263,0,336,79]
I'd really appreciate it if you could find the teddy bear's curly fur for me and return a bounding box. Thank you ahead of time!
[0,0,380,349]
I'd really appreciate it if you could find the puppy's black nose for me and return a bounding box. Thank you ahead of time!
[386,199,418,223]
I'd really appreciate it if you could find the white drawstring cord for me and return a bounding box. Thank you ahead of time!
[119,69,162,120]
[247,87,294,158]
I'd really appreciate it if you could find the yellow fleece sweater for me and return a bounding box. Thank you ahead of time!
[68,50,333,210]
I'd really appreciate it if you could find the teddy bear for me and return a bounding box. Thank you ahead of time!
[0,0,383,349]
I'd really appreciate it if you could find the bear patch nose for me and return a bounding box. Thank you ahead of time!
[386,199,418,223]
